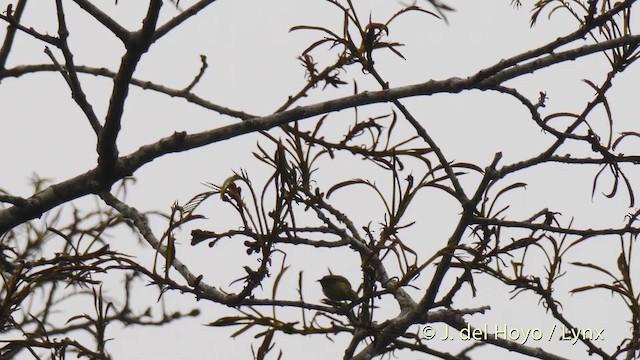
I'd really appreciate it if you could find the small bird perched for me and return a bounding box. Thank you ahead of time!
[318,275,358,301]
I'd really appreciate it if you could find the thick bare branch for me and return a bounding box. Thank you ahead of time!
[1,33,639,235]
[0,0,27,71]
[97,0,163,179]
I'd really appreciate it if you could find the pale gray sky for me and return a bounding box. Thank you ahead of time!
[1,0,638,359]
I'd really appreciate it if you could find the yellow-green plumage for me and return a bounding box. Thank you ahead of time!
[319,275,358,301]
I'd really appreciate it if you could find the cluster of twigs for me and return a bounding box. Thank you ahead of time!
[0,178,199,358]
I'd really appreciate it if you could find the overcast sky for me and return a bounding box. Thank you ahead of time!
[1,0,639,359]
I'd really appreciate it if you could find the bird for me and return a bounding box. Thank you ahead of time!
[318,275,358,302]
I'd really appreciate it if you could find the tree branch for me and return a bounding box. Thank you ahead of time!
[154,0,219,41]
[97,0,163,179]
[54,0,102,134]
[71,0,130,43]
[0,0,27,72]
[98,191,232,303]
[1,33,638,239]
